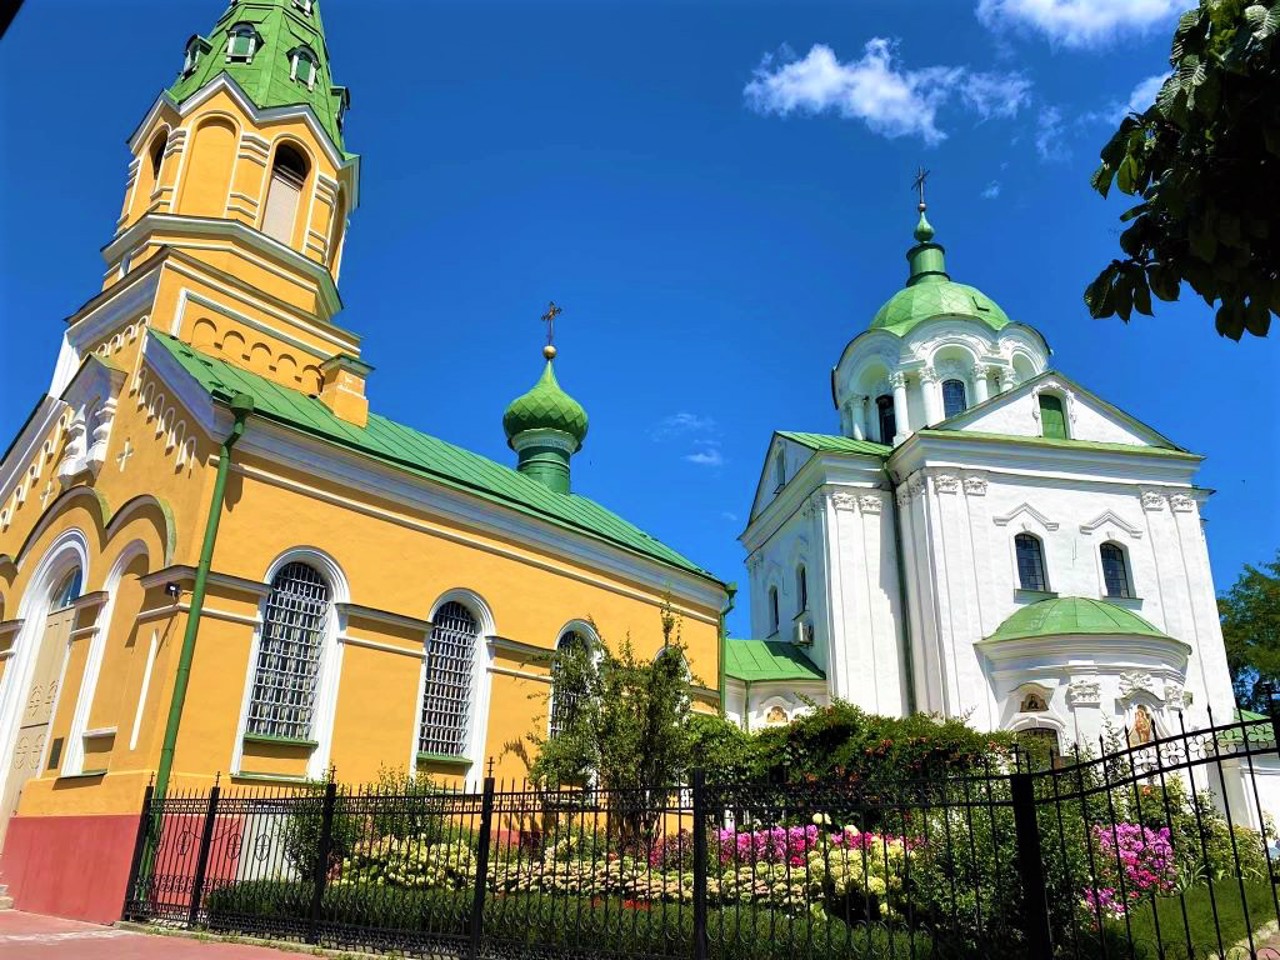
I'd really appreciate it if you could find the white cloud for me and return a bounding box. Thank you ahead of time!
[744,40,1030,145]
[1035,105,1068,160]
[981,180,1002,199]
[685,445,725,468]
[1112,72,1170,121]
[721,511,740,523]
[976,0,1183,49]
[651,412,717,440]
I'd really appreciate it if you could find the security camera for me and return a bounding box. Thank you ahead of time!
[165,583,181,599]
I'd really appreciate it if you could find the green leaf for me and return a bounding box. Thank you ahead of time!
[1090,163,1115,199]
[1148,263,1181,302]
[1189,221,1218,261]
[1132,276,1154,316]
[1084,268,1117,319]
[1244,298,1273,337]
[1114,274,1134,321]
[1116,155,1139,195]
[1118,202,1148,223]
[1215,300,1246,340]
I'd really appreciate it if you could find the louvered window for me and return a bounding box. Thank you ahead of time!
[1039,394,1068,440]
[420,602,478,757]
[246,561,329,740]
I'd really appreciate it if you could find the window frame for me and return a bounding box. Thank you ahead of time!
[415,590,494,775]
[548,625,597,739]
[226,23,258,62]
[941,378,967,419]
[767,585,780,636]
[290,47,320,90]
[1014,532,1049,593]
[1099,541,1134,599]
[1037,393,1069,440]
[876,394,896,444]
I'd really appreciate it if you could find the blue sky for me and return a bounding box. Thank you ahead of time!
[1,0,1275,637]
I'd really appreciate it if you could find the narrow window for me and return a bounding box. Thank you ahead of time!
[149,132,167,182]
[226,23,257,62]
[293,0,313,12]
[549,630,589,738]
[51,569,82,611]
[420,601,478,758]
[876,394,896,444]
[261,143,308,245]
[942,379,967,419]
[773,452,785,491]
[1100,543,1133,599]
[768,587,779,635]
[246,561,330,740]
[290,48,319,89]
[1039,394,1068,440]
[796,565,808,613]
[1015,533,1047,592]
[183,38,202,75]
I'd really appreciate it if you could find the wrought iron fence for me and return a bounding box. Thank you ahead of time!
[124,709,1280,959]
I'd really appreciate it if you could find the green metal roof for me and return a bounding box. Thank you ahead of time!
[1220,709,1274,746]
[869,212,1010,337]
[503,360,589,450]
[148,332,716,581]
[987,597,1170,643]
[724,639,825,683]
[777,431,891,458]
[170,0,349,152]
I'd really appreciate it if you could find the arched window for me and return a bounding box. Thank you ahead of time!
[290,47,319,89]
[768,586,779,635]
[246,561,330,740]
[876,394,896,444]
[261,143,309,245]
[796,565,808,613]
[1019,726,1061,766]
[1014,533,1047,592]
[420,601,479,758]
[183,38,203,76]
[942,379,967,419]
[226,23,257,62]
[1038,394,1068,440]
[1100,542,1133,599]
[549,630,590,738]
[51,569,82,610]
[149,132,167,182]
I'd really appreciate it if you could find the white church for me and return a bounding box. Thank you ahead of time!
[723,203,1236,760]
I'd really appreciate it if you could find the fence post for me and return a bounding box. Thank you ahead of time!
[1010,769,1053,958]
[121,784,155,920]
[691,768,708,960]
[1265,684,1280,748]
[187,781,222,926]
[470,776,496,959]
[308,779,338,944]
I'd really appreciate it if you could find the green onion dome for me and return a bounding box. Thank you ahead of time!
[502,358,589,451]
[869,211,1011,337]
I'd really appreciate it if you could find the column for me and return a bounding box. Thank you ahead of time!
[847,395,866,440]
[972,364,991,404]
[998,367,1016,394]
[920,367,942,426]
[890,372,910,443]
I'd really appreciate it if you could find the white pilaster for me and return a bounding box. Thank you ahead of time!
[921,367,942,426]
[890,372,910,443]
[972,364,991,404]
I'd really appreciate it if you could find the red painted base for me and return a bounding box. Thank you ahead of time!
[0,813,140,923]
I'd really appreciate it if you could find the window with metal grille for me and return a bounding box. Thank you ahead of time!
[942,379,967,419]
[420,601,478,757]
[876,394,896,443]
[246,561,330,741]
[549,631,589,738]
[1101,542,1133,598]
[1015,533,1048,592]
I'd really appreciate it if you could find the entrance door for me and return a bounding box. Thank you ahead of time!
[0,573,78,850]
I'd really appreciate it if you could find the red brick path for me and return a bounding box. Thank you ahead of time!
[0,912,316,959]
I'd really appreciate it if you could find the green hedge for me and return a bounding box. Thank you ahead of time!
[204,879,935,960]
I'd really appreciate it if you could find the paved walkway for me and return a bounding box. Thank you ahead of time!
[0,912,316,959]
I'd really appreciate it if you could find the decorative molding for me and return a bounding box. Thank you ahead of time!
[889,371,907,390]
[830,492,858,511]
[1079,510,1144,539]
[339,634,425,660]
[919,366,939,385]
[1163,681,1192,709]
[1141,491,1166,512]
[1066,678,1101,707]
[992,502,1060,532]
[933,474,960,494]
[1118,671,1160,703]
[858,494,883,515]
[335,602,431,634]
[1169,493,1196,513]
[895,485,911,508]
[963,476,988,497]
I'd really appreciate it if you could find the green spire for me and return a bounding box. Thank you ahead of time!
[503,347,589,494]
[169,0,349,151]
[906,205,948,286]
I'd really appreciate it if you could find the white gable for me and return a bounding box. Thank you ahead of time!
[942,374,1177,449]
[748,435,817,521]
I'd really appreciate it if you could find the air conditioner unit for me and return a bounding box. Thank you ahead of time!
[794,619,815,647]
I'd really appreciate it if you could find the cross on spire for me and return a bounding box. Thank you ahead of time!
[912,166,930,212]
[540,301,562,360]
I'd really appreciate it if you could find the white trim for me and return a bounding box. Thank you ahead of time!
[490,665,550,684]
[1079,510,1144,539]
[129,628,159,752]
[992,502,1060,532]
[231,548,350,780]
[172,286,335,361]
[339,634,425,660]
[0,397,64,511]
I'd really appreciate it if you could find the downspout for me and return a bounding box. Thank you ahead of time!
[889,470,918,714]
[153,393,254,801]
[718,582,736,716]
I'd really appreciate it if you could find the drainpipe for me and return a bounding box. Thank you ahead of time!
[153,393,254,802]
[718,582,737,717]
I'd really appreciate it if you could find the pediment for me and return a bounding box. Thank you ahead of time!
[1079,509,1144,539]
[992,502,1059,532]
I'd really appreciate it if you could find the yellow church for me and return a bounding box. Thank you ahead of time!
[0,0,729,920]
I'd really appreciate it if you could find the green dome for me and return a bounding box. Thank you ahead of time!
[503,361,589,450]
[871,278,1011,336]
[869,212,1011,336]
[987,597,1170,643]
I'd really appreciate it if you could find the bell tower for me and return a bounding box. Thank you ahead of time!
[64,0,369,422]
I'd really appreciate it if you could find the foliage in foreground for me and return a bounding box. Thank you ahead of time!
[1086,0,1280,339]
[1219,549,1280,710]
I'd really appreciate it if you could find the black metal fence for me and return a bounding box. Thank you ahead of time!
[124,710,1280,959]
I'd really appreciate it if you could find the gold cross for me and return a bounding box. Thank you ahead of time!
[541,301,562,348]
